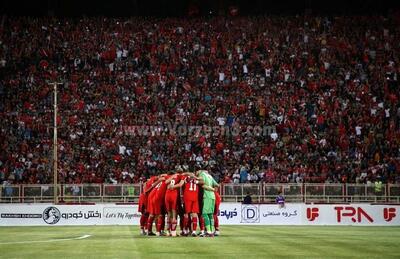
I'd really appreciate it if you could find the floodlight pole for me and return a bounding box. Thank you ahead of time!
[51,81,64,204]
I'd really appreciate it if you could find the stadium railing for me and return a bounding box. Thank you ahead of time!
[0,183,399,204]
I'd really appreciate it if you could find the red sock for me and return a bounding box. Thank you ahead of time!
[140,214,148,230]
[183,215,189,230]
[214,214,219,230]
[199,216,205,231]
[171,219,177,231]
[191,217,198,232]
[147,215,154,233]
[156,217,162,233]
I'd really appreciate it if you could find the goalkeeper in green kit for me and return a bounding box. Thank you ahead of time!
[196,165,219,237]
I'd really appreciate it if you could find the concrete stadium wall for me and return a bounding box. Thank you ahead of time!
[0,203,399,226]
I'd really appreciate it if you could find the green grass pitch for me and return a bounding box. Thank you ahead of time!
[0,225,399,258]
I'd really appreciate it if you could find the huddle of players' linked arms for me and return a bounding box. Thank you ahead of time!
[138,168,221,237]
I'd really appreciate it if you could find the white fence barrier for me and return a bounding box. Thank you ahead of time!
[0,203,399,226]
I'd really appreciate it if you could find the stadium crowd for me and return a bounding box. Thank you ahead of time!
[1,15,400,186]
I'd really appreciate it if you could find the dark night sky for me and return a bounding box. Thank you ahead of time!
[1,0,400,17]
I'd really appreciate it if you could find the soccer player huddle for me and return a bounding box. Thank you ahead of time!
[138,165,221,237]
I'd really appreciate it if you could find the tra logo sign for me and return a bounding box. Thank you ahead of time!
[306,207,319,221]
[306,206,398,224]
[334,206,373,223]
[383,208,396,222]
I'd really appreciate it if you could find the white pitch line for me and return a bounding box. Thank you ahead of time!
[0,234,91,245]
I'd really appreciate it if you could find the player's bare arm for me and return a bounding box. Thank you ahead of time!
[182,172,195,177]
[150,177,165,189]
[165,177,173,184]
[144,176,159,193]
[168,179,184,190]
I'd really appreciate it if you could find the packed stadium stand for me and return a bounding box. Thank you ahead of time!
[0,15,399,186]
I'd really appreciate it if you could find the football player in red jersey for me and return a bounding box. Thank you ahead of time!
[214,187,221,236]
[151,173,168,236]
[139,173,158,235]
[182,172,201,236]
[138,185,147,235]
[165,171,184,236]
[146,174,164,236]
